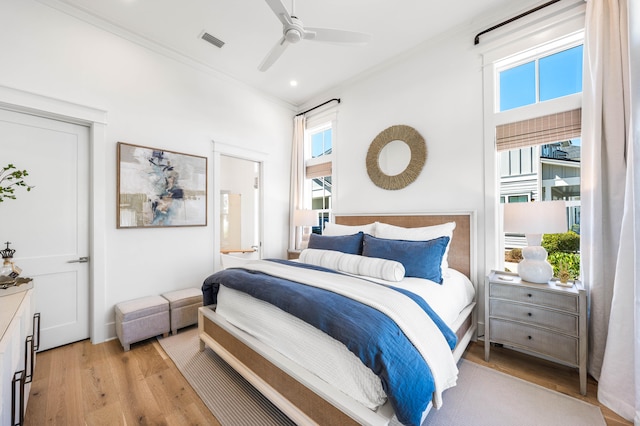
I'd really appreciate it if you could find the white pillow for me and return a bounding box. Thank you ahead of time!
[374,221,456,272]
[322,221,376,236]
[299,248,405,282]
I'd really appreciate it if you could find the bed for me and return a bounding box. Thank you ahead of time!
[198,213,477,426]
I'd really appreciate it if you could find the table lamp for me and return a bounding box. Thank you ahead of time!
[294,209,317,249]
[503,200,567,283]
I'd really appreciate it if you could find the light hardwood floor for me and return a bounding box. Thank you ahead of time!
[24,335,219,425]
[25,335,631,425]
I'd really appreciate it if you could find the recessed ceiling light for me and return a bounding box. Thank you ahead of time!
[290,80,298,87]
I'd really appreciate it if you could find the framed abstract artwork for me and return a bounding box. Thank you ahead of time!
[117,142,207,228]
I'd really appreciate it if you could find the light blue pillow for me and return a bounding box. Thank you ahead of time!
[362,234,450,283]
[308,232,364,255]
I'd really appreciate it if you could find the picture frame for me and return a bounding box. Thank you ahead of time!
[117,142,208,228]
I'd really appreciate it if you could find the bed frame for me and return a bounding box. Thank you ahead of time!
[199,212,477,425]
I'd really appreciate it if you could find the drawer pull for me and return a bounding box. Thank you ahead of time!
[527,293,532,298]
[527,312,533,317]
[33,313,41,351]
[12,370,25,426]
[528,335,532,340]
[24,335,34,384]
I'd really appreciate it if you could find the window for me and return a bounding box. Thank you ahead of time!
[493,33,583,276]
[539,46,583,101]
[501,194,531,203]
[498,45,583,112]
[305,122,333,233]
[500,62,536,111]
[311,128,332,159]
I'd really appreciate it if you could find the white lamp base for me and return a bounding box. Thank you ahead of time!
[518,245,553,284]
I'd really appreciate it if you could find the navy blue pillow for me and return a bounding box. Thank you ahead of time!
[362,234,450,283]
[307,232,364,255]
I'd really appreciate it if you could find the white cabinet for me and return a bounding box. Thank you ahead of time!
[0,286,37,426]
[484,271,587,395]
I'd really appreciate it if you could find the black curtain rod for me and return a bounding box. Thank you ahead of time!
[295,98,341,117]
[474,0,561,45]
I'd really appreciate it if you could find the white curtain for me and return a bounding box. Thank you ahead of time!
[582,0,639,421]
[289,115,306,250]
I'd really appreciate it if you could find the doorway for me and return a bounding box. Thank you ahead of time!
[212,143,265,271]
[219,155,261,261]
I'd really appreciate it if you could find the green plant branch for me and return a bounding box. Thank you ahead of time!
[0,163,34,202]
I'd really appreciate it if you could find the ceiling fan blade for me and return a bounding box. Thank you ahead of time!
[258,36,289,72]
[304,27,372,44]
[264,0,293,26]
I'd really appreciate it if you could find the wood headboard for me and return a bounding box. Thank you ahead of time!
[334,213,473,279]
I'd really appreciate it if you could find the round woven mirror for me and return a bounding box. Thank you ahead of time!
[366,125,427,190]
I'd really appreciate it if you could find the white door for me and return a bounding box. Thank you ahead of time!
[0,108,89,351]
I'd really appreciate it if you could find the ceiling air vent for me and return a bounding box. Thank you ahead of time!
[200,31,225,48]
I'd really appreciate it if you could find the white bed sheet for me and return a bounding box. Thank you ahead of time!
[366,268,476,326]
[214,265,475,413]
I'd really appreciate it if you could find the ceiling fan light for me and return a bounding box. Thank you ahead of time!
[285,29,302,43]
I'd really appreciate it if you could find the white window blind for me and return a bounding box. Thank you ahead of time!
[496,108,582,151]
[306,162,332,179]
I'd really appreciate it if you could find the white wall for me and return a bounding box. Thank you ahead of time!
[306,24,497,335]
[0,0,293,342]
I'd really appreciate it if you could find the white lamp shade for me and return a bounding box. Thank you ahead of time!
[503,200,567,284]
[503,200,567,235]
[294,209,317,227]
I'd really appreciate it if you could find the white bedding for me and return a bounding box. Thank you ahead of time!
[214,260,475,415]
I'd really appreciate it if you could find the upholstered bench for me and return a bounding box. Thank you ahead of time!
[115,295,170,351]
[161,287,203,335]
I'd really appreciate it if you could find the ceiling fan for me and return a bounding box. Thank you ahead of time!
[259,0,372,72]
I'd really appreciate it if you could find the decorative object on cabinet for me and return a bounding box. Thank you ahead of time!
[117,142,207,228]
[503,200,567,283]
[0,242,32,297]
[484,270,587,395]
[0,276,32,293]
[557,265,572,286]
[0,244,14,277]
[0,241,25,280]
[365,125,426,190]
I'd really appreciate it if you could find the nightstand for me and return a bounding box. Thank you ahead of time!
[287,250,301,260]
[484,270,587,395]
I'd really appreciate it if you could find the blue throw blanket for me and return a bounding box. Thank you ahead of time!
[202,260,457,426]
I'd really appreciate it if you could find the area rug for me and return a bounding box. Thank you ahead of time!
[158,328,606,426]
[423,360,606,426]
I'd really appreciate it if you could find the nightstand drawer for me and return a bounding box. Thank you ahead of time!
[490,283,578,313]
[490,300,579,335]
[490,318,578,364]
